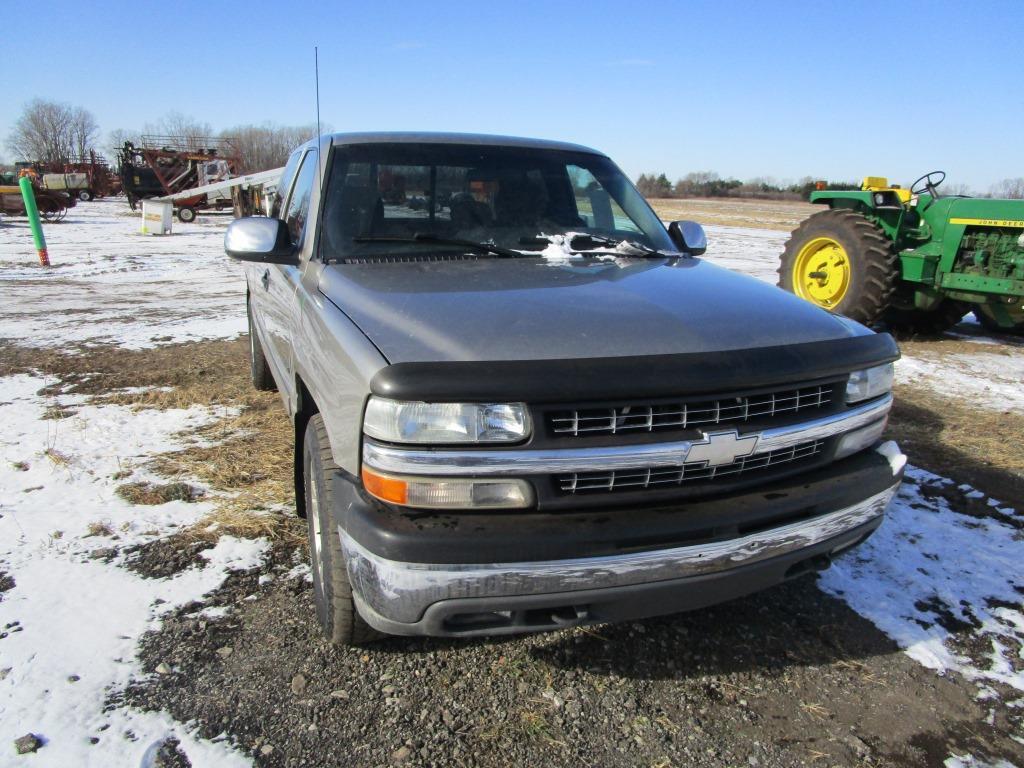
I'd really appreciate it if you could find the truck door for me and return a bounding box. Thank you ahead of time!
[248,149,302,389]
[261,149,319,402]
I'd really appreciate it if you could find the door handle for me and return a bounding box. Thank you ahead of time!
[261,269,270,289]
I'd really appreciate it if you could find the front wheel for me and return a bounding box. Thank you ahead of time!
[883,296,969,337]
[77,189,93,202]
[247,301,276,391]
[778,209,899,324]
[303,414,381,646]
[974,304,1024,335]
[177,206,196,223]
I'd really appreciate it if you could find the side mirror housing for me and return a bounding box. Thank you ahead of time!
[667,220,707,256]
[224,217,298,265]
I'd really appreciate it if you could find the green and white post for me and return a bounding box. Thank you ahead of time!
[19,176,50,266]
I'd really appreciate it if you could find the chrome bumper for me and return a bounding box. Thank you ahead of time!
[340,478,901,626]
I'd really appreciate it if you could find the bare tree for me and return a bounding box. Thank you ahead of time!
[7,99,99,164]
[991,178,1024,199]
[143,112,214,150]
[69,107,98,160]
[942,182,974,196]
[106,128,140,161]
[222,123,321,172]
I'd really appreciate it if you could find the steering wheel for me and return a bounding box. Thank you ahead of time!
[910,170,945,197]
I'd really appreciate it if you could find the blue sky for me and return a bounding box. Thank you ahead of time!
[5,0,1022,190]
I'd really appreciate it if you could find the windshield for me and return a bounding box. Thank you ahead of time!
[319,143,677,260]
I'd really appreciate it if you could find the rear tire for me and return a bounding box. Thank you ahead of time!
[247,300,276,391]
[303,414,381,646]
[779,209,899,324]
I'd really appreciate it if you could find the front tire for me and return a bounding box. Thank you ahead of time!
[177,206,196,223]
[303,414,380,646]
[779,209,898,324]
[247,301,276,391]
[883,295,969,337]
[974,305,1024,335]
[77,189,93,202]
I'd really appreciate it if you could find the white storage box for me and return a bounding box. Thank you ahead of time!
[141,200,173,235]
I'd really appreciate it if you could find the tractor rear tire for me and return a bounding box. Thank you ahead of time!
[778,209,898,325]
[883,299,969,337]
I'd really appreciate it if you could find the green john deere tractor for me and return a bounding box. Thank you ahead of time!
[778,172,1024,334]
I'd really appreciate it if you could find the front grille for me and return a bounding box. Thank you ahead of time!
[558,440,825,494]
[548,384,834,438]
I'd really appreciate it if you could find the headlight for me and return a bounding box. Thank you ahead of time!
[363,397,530,444]
[846,363,894,403]
[361,467,533,509]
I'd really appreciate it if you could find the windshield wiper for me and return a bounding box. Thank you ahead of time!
[519,234,673,258]
[349,234,524,259]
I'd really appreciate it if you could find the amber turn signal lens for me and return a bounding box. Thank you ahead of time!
[361,466,408,505]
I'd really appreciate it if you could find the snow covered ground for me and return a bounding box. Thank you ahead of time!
[821,465,1024,700]
[0,201,1022,764]
[0,374,262,765]
[0,201,246,349]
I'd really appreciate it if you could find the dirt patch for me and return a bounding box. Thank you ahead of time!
[123,534,217,580]
[887,388,1024,513]
[116,481,202,506]
[120,567,1022,768]
[648,197,816,231]
[0,570,14,601]
[146,737,192,768]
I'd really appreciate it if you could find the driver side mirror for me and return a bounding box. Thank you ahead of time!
[667,220,707,256]
[224,217,298,265]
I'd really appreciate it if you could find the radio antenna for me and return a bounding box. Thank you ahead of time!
[314,46,323,187]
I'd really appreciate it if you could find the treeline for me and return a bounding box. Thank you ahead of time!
[5,100,322,174]
[636,171,859,201]
[107,112,324,173]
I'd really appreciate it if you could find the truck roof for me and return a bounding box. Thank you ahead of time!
[320,131,602,155]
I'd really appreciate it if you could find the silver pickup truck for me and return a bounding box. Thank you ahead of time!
[225,132,904,645]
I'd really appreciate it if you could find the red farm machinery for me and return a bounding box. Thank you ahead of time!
[118,136,240,222]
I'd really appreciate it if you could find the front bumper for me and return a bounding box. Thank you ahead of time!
[339,443,903,636]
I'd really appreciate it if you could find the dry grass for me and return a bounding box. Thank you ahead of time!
[84,521,113,537]
[647,197,816,231]
[43,447,72,467]
[800,702,832,721]
[885,338,1024,511]
[0,337,304,547]
[116,481,201,506]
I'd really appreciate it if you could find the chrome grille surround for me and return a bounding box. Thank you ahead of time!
[549,384,834,437]
[361,394,893,478]
[559,440,825,493]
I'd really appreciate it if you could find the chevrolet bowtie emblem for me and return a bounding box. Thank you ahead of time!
[684,430,760,467]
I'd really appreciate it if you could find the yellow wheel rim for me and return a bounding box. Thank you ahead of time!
[791,236,850,308]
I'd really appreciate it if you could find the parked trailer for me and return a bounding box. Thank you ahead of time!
[23,152,119,201]
[0,173,77,222]
[118,136,241,221]
[141,166,283,231]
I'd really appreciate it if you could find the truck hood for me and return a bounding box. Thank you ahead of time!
[318,256,871,364]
